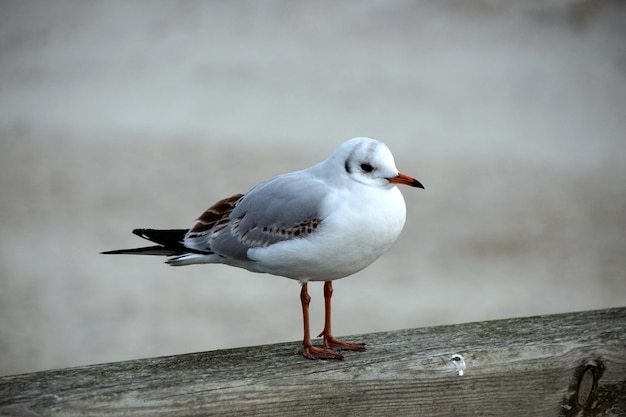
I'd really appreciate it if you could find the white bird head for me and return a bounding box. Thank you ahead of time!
[327,137,424,189]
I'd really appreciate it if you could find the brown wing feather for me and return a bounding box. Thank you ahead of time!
[188,193,244,235]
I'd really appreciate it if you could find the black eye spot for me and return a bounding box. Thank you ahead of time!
[360,163,374,173]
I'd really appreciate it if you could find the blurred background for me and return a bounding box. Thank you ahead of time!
[1,0,625,376]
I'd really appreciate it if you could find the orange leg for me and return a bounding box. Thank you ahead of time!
[300,282,343,360]
[318,281,366,352]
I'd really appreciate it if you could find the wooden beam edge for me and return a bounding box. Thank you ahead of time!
[1,307,625,417]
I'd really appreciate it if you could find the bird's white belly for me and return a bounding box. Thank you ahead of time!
[248,186,407,281]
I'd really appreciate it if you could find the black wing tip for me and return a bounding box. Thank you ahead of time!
[101,248,132,255]
[101,249,123,255]
[132,228,149,238]
[101,246,181,256]
[103,229,190,256]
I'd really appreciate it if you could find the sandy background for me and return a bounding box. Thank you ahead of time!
[1,0,625,376]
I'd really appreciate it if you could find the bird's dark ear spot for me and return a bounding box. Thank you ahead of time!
[344,160,352,173]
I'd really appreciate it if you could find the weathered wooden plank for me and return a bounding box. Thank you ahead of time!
[1,308,625,416]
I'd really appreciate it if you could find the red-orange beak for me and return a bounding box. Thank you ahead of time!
[387,172,424,189]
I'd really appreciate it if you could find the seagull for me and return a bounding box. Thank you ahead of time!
[102,137,424,360]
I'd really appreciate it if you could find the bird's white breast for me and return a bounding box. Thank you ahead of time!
[248,184,407,282]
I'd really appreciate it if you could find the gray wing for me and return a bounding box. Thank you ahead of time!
[183,171,329,261]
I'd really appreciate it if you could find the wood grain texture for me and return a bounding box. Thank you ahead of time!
[1,308,625,417]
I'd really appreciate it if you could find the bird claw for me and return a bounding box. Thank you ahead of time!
[317,331,366,352]
[302,337,366,360]
[303,344,345,360]
[323,337,366,352]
